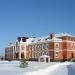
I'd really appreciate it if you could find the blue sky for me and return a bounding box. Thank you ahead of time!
[0,0,75,55]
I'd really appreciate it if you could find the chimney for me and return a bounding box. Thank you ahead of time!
[50,33,54,39]
[22,37,29,42]
[17,37,21,42]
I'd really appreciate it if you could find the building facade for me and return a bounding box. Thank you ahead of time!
[5,43,15,60]
[27,33,75,61]
[5,37,29,60]
[5,33,75,61]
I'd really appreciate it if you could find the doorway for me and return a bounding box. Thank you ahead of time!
[46,58,48,62]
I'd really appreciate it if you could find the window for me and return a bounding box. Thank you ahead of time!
[35,53,38,57]
[32,40,34,42]
[55,52,59,58]
[42,43,46,50]
[46,43,48,50]
[21,46,24,50]
[43,52,44,55]
[38,39,41,41]
[74,43,75,49]
[29,46,32,51]
[45,52,48,55]
[38,45,41,50]
[35,45,37,51]
[74,38,75,41]
[32,52,34,58]
[56,44,59,48]
[55,43,59,49]
[39,53,41,56]
[32,46,35,51]
[41,52,42,56]
[47,52,48,55]
[40,58,44,62]
[72,43,75,50]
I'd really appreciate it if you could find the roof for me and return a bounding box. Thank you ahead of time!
[39,55,50,58]
[51,37,62,42]
[26,35,51,45]
[26,35,62,45]
[55,33,73,37]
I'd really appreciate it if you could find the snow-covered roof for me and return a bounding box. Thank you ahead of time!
[55,33,73,37]
[26,33,75,45]
[26,35,51,45]
[26,38,35,45]
[26,35,62,45]
[39,55,50,58]
[51,37,62,42]
[7,42,15,47]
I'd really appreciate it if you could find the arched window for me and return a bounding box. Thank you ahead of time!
[42,43,46,50]
[55,43,59,49]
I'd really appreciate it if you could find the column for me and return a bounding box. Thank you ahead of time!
[19,42,21,60]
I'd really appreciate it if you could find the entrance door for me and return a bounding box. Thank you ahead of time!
[46,58,48,62]
[16,53,19,59]
[21,53,24,58]
[72,53,74,58]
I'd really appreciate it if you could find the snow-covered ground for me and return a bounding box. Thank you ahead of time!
[0,61,75,75]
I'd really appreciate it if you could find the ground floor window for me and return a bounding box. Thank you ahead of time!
[21,53,24,58]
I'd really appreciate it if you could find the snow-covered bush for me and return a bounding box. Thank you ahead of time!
[20,58,28,68]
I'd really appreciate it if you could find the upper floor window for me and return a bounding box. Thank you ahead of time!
[74,38,75,41]
[55,43,59,49]
[38,39,41,41]
[74,43,75,49]
[46,43,48,50]
[21,46,24,50]
[35,45,37,51]
[42,52,44,55]
[32,45,35,51]
[42,43,46,50]
[29,46,32,51]
[38,45,41,51]
[45,52,48,55]
[72,43,75,49]
[32,40,34,42]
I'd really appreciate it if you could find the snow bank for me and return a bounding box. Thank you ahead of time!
[0,61,73,75]
[24,62,71,75]
[0,61,9,63]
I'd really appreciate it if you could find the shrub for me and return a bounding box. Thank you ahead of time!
[20,58,28,68]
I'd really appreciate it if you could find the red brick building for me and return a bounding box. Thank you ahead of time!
[26,33,75,61]
[5,33,75,61]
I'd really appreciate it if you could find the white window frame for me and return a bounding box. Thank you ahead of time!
[38,44,41,51]
[46,43,48,50]
[55,52,59,58]
[55,43,59,50]
[32,45,35,51]
[42,43,46,50]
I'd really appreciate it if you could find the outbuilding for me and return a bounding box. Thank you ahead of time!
[38,55,50,62]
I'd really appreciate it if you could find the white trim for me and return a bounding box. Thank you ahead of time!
[63,40,75,43]
[54,42,59,50]
[19,42,21,59]
[51,40,62,42]
[55,52,59,58]
[24,45,26,59]
[48,49,75,51]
